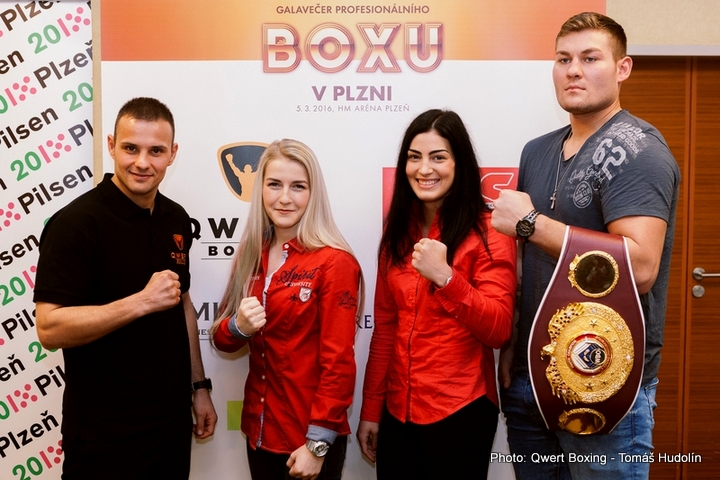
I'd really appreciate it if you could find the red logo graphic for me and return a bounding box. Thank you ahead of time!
[381,166,518,219]
[173,234,184,250]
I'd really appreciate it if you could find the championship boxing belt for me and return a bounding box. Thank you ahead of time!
[527,226,645,435]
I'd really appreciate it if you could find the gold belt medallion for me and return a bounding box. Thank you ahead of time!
[541,301,634,405]
[568,250,619,298]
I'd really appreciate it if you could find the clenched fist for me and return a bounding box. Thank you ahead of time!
[142,270,182,313]
[234,296,267,336]
[411,238,453,288]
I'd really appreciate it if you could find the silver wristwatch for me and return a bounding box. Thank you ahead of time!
[305,439,330,457]
[516,209,539,242]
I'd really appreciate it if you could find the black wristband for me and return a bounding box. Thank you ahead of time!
[191,378,212,393]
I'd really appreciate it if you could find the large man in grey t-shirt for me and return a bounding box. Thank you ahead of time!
[491,12,679,480]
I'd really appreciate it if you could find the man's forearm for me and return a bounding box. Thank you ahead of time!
[36,294,151,349]
[36,269,183,349]
[183,293,207,382]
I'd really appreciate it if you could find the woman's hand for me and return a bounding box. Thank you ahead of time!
[234,296,266,335]
[357,420,380,463]
[412,238,453,288]
[287,444,324,479]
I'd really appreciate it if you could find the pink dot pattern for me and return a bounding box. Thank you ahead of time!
[47,439,64,464]
[66,7,91,32]
[46,133,73,159]
[14,384,40,409]
[11,77,38,102]
[0,202,22,231]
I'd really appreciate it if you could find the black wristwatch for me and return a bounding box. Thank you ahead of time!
[516,209,539,242]
[191,378,213,393]
[305,439,330,457]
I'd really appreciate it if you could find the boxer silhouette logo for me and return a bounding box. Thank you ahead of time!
[217,142,268,202]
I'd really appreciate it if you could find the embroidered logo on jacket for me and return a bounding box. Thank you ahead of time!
[172,234,187,264]
[299,287,312,303]
[277,266,320,286]
[339,291,358,310]
[173,234,184,250]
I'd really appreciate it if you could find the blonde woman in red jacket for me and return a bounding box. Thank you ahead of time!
[357,110,517,479]
[211,139,363,480]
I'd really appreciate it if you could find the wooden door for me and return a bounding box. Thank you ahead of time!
[620,57,720,479]
[620,56,687,480]
[684,57,720,479]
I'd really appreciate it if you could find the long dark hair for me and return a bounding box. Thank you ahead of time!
[380,109,490,266]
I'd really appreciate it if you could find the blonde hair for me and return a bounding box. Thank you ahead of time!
[210,139,364,335]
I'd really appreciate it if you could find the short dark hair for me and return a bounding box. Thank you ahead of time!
[557,12,627,60]
[380,109,490,266]
[113,97,175,141]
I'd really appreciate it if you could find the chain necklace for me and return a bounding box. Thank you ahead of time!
[550,131,577,210]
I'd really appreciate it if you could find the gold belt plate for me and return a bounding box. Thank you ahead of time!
[541,302,634,405]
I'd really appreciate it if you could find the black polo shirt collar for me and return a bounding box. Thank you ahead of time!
[97,173,170,219]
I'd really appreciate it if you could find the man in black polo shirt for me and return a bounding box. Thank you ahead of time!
[34,97,217,479]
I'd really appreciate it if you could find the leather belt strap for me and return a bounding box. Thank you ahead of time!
[528,226,645,435]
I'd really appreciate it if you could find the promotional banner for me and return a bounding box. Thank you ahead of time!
[0,2,93,479]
